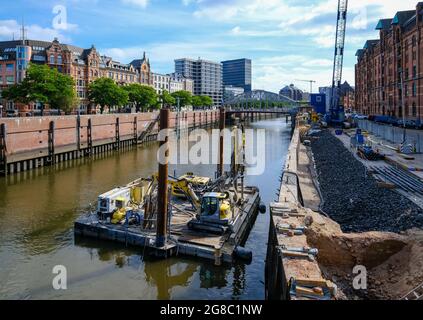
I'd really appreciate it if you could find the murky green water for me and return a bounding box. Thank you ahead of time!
[0,118,291,300]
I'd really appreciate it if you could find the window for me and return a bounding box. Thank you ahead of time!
[412,35,417,47]
[413,83,417,97]
[0,76,3,83]
[412,103,417,117]
[50,55,55,64]
[33,55,46,62]
[6,76,14,84]
[413,66,417,78]
[57,55,62,64]
[6,64,13,72]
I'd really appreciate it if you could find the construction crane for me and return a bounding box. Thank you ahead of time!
[328,0,348,124]
[295,79,317,94]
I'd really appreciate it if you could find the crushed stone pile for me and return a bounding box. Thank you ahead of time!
[310,130,423,233]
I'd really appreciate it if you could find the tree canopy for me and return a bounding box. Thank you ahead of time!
[88,77,128,114]
[123,83,158,112]
[200,95,213,108]
[160,90,176,108]
[2,63,77,113]
[191,96,202,109]
[171,90,192,109]
[191,95,213,109]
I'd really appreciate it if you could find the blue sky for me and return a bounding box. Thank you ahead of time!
[0,0,420,92]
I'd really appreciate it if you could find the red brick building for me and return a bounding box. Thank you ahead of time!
[355,2,423,122]
[0,38,153,116]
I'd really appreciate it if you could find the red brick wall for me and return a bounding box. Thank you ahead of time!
[355,2,423,120]
[0,110,218,156]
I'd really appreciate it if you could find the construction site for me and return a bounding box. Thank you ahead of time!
[266,118,423,300]
[265,0,423,301]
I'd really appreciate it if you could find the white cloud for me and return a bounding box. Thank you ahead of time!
[0,19,73,43]
[121,0,149,8]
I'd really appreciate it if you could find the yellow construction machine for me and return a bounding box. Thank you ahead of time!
[169,177,235,234]
[170,172,211,198]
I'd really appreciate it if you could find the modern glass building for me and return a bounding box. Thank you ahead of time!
[222,58,252,93]
[175,58,223,106]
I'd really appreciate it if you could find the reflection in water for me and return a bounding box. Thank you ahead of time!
[144,259,198,300]
[0,118,291,300]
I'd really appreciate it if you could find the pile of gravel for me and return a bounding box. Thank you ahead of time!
[310,130,423,233]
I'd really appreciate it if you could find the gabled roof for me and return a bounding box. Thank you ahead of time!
[340,81,354,94]
[364,39,379,49]
[355,49,364,57]
[130,52,149,69]
[392,10,415,26]
[376,19,392,30]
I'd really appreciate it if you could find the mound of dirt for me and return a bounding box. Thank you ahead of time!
[303,209,423,299]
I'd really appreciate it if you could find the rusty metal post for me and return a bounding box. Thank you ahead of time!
[156,108,170,248]
[218,107,226,177]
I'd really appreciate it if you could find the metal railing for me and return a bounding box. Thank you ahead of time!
[357,119,423,153]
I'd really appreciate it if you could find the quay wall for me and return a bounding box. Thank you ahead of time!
[265,121,329,300]
[0,110,219,176]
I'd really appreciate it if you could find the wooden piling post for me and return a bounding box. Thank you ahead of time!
[48,121,55,165]
[0,123,7,176]
[87,118,93,156]
[218,107,226,176]
[115,117,120,150]
[156,108,170,248]
[76,115,81,151]
[133,116,138,143]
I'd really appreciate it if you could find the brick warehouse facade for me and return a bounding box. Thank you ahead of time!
[0,38,153,115]
[355,2,423,122]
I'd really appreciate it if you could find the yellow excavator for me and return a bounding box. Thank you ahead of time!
[169,177,235,234]
[170,172,211,198]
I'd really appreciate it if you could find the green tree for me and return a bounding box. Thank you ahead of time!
[123,83,157,112]
[200,95,213,109]
[88,78,128,114]
[171,90,192,109]
[160,90,176,108]
[50,69,77,114]
[2,63,76,114]
[191,96,202,110]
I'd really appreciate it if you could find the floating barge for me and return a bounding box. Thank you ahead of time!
[75,108,262,265]
[74,179,261,264]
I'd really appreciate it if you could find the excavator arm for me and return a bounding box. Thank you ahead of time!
[169,178,201,211]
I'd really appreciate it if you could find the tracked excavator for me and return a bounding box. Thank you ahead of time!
[169,176,242,234]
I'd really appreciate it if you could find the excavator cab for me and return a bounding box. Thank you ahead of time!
[199,193,231,225]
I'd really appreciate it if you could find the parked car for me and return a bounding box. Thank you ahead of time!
[6,109,19,117]
[353,114,368,120]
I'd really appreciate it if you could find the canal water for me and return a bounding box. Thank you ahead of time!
[0,118,291,300]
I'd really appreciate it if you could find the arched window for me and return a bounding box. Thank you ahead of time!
[57,55,62,64]
[50,54,55,64]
